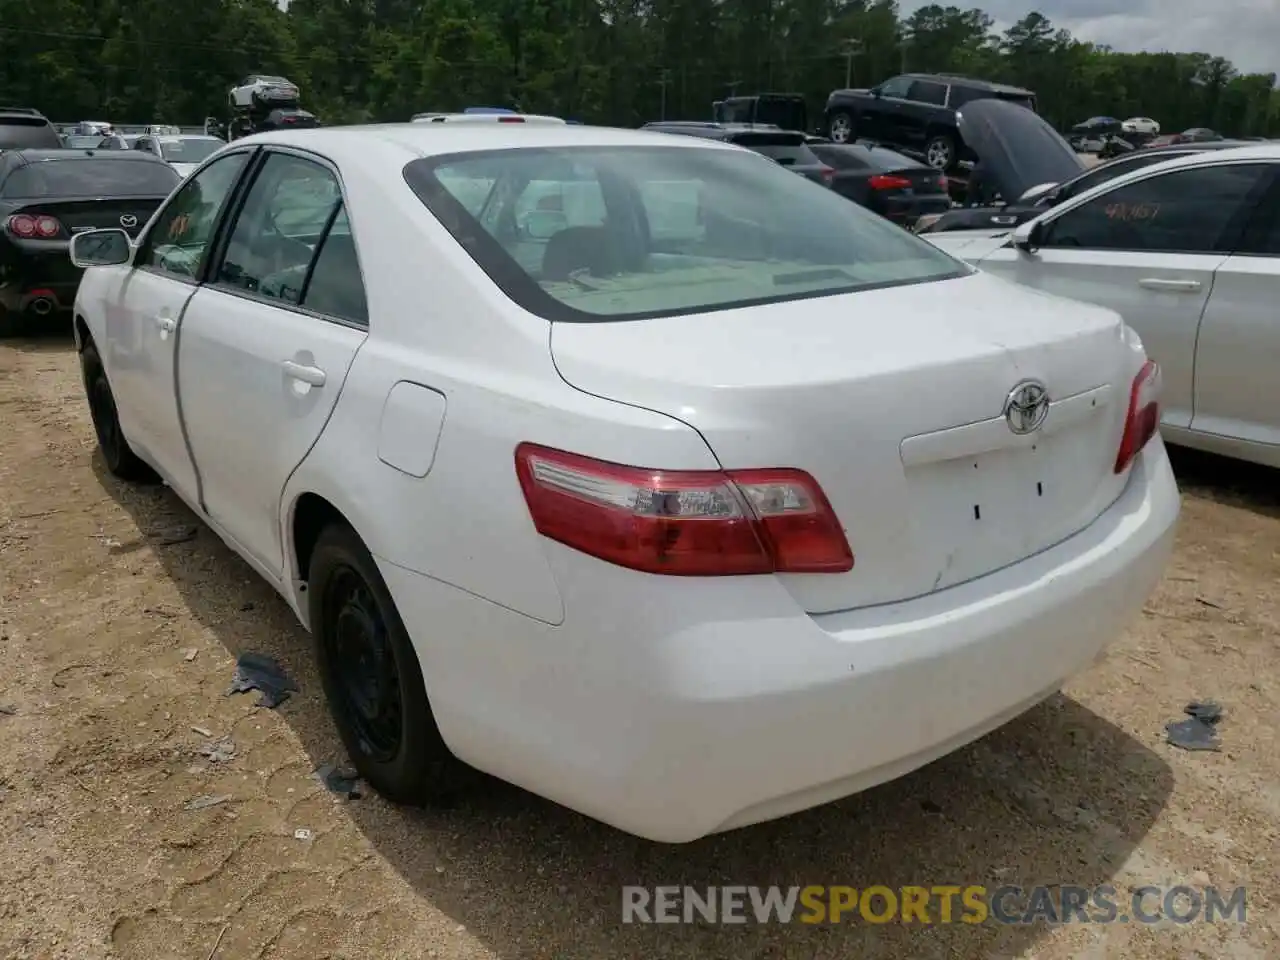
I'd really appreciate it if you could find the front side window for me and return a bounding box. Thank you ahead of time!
[1058,152,1187,203]
[215,152,341,302]
[879,76,912,99]
[404,145,968,323]
[1043,163,1272,253]
[137,152,249,278]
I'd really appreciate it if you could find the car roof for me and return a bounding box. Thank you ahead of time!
[235,123,740,159]
[1067,143,1280,196]
[158,135,221,143]
[905,73,1033,96]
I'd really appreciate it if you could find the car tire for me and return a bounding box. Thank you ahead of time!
[925,132,958,171]
[308,522,469,806]
[80,341,159,482]
[828,110,855,144]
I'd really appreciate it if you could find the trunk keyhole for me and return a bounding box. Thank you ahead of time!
[1037,482,1043,497]
[973,504,981,520]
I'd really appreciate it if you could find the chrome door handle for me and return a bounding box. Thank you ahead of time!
[282,360,326,387]
[154,315,176,332]
[1138,278,1201,292]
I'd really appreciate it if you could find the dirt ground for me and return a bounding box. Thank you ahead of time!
[1,334,1276,960]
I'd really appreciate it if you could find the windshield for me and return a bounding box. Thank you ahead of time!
[405,145,967,322]
[159,138,222,163]
[3,159,180,197]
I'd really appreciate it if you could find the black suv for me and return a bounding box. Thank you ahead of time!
[641,122,833,187]
[0,106,62,150]
[824,74,1036,172]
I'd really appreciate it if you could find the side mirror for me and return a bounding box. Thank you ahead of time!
[1012,219,1044,253]
[1017,182,1059,205]
[70,228,133,268]
[870,86,882,98]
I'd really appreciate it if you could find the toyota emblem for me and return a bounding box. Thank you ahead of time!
[1003,380,1050,435]
[120,215,137,228]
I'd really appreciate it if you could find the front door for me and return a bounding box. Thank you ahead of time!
[106,150,252,492]
[1190,169,1280,448]
[177,150,369,577]
[975,160,1274,431]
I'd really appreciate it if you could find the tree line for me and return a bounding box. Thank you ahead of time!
[1,0,1276,137]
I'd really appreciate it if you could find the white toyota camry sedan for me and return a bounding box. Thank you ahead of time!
[68,119,1179,843]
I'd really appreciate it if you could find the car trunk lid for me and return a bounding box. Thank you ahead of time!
[550,270,1135,613]
[10,197,165,237]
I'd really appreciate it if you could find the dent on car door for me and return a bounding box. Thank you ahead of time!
[176,149,368,579]
[1188,166,1280,453]
[107,149,252,494]
[976,162,1272,431]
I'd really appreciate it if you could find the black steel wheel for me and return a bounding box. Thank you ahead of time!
[80,341,157,482]
[309,523,466,804]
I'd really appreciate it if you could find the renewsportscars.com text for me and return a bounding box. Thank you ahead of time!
[621,884,1247,925]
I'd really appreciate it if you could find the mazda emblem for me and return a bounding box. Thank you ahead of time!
[120,215,137,228]
[1003,380,1050,435]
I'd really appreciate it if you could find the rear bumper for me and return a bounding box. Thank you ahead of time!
[0,245,81,314]
[878,194,954,226]
[382,439,1179,843]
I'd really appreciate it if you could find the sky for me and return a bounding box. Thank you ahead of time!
[897,0,1280,76]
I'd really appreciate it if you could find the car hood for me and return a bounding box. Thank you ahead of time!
[169,162,199,178]
[958,98,1085,204]
[921,231,1017,259]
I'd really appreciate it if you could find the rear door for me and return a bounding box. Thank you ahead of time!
[973,160,1273,431]
[1189,165,1280,450]
[901,78,949,150]
[177,148,367,577]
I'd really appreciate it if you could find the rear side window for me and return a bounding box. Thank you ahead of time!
[300,205,369,325]
[0,118,61,149]
[1044,163,1272,254]
[2,159,180,197]
[998,93,1037,112]
[908,80,948,106]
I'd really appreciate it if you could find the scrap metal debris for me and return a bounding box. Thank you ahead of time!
[185,794,232,811]
[294,828,314,841]
[227,653,298,709]
[314,763,362,799]
[198,736,236,764]
[1165,700,1224,751]
[183,648,199,662]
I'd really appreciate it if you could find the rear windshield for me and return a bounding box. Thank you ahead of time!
[811,143,921,171]
[404,145,967,323]
[2,158,180,197]
[740,138,820,167]
[159,138,222,163]
[0,118,61,149]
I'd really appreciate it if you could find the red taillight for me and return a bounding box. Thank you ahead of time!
[498,116,526,123]
[935,175,949,192]
[514,443,854,576]
[868,174,912,191]
[6,214,62,238]
[819,165,835,185]
[1114,360,1161,473]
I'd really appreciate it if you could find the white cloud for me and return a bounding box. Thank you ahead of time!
[897,0,1280,76]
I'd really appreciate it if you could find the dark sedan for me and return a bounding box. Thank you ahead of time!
[642,122,835,187]
[0,149,180,335]
[806,138,952,226]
